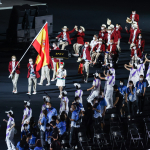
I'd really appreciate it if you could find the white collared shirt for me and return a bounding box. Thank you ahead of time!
[138,39,141,47]
[110,45,112,52]
[132,14,135,21]
[108,34,111,44]
[63,32,67,41]
[132,29,137,42]
[83,48,87,60]
[12,61,15,71]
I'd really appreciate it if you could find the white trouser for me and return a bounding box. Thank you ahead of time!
[105,53,111,64]
[73,43,83,54]
[52,60,57,79]
[105,90,113,108]
[117,38,121,50]
[84,61,90,81]
[40,66,50,84]
[87,90,99,105]
[59,41,68,50]
[6,136,15,150]
[11,73,19,92]
[28,77,37,93]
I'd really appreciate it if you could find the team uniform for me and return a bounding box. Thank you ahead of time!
[75,89,83,104]
[59,96,69,115]
[93,102,101,125]
[137,63,145,76]
[87,78,101,105]
[47,107,57,123]
[56,121,66,136]
[146,63,150,86]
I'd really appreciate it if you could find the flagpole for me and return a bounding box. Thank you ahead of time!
[8,21,48,78]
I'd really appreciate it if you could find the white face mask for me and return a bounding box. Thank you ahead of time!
[139,78,143,81]
[120,82,123,85]
[46,127,50,130]
[60,65,63,68]
[95,100,98,103]
[129,84,132,87]
[29,62,33,65]
[132,27,135,29]
[133,46,136,50]
[63,29,66,32]
[70,108,73,111]
[139,36,142,39]
[101,27,104,30]
[85,45,88,47]
[99,41,102,44]
[12,58,16,61]
[46,105,49,108]
[76,100,79,103]
[79,30,82,33]
[116,26,119,28]
[93,37,95,40]
[108,30,111,33]
[110,42,113,45]
[25,127,28,130]
[132,12,136,15]
[53,44,56,47]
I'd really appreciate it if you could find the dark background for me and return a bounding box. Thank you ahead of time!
[0,0,150,149]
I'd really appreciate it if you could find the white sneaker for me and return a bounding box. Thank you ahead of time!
[51,79,55,81]
[137,109,139,114]
[46,83,50,86]
[72,54,79,56]
[84,80,87,83]
[14,91,18,94]
[75,145,78,149]
[26,92,31,95]
[38,83,43,85]
[32,92,37,95]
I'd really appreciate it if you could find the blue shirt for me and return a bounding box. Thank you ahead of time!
[34,147,43,150]
[71,110,79,127]
[93,103,101,118]
[118,85,127,98]
[136,81,146,94]
[45,130,53,142]
[21,130,30,138]
[99,98,107,115]
[126,87,136,102]
[16,141,29,150]
[56,121,66,135]
[74,102,83,113]
[47,107,57,123]
[40,116,48,132]
[29,134,37,145]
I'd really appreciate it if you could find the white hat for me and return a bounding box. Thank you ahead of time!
[99,38,102,41]
[62,90,67,95]
[62,26,68,30]
[126,17,132,24]
[107,18,111,25]
[77,57,82,62]
[80,26,85,32]
[5,110,13,114]
[43,96,50,102]
[24,100,30,106]
[130,43,135,48]
[74,83,81,88]
[102,24,106,28]
[110,24,114,29]
[108,26,111,30]
[93,72,99,77]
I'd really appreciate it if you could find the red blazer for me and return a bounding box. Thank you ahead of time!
[130,14,139,22]
[107,44,117,55]
[129,28,141,44]
[8,61,20,74]
[114,26,122,39]
[27,63,40,78]
[57,29,75,44]
[52,47,60,62]
[77,32,85,45]
[98,31,107,40]
[81,46,91,61]
[78,63,83,74]
[48,57,54,69]
[93,44,105,52]
[131,48,142,58]
[136,39,145,52]
[104,32,118,43]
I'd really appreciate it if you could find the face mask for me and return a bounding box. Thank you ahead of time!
[12,58,16,61]
[79,30,82,33]
[95,100,98,103]
[101,27,104,30]
[70,108,73,111]
[53,44,55,47]
[129,85,132,87]
[99,41,102,44]
[29,62,33,65]
[63,29,66,32]
[46,105,49,108]
[139,78,143,81]
[85,45,88,47]
[110,42,113,45]
[76,100,79,103]
[93,37,95,40]
[108,30,111,33]
[132,27,135,29]
[139,36,142,38]
[120,83,123,85]
[133,47,136,50]
[116,26,119,28]
[46,127,50,130]
[132,12,136,15]
[60,65,63,68]
[25,127,28,130]
[7,114,9,117]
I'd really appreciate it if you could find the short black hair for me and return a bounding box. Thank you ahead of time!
[140,74,144,77]
[53,133,58,139]
[87,102,92,108]
[129,80,133,84]
[50,121,56,126]
[46,123,50,127]
[120,79,124,83]
[52,116,57,121]
[75,96,80,101]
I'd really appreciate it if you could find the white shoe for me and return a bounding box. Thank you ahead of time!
[72,54,79,56]
[26,92,31,95]
[32,92,37,95]
[46,83,50,86]
[137,109,139,114]
[51,79,55,81]
[14,91,17,94]
[38,83,43,85]
[84,80,87,83]
[75,145,78,149]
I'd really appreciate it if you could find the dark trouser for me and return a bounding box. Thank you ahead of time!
[86,125,94,139]
[136,94,145,112]
[127,101,136,117]
[69,127,79,146]
[116,99,123,117]
[94,117,101,125]
[40,130,45,147]
[44,141,50,150]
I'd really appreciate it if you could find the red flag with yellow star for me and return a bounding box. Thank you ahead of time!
[32,23,50,71]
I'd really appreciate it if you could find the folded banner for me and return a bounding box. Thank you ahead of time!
[33,22,50,71]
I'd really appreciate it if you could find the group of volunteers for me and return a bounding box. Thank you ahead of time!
[4,9,150,150]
